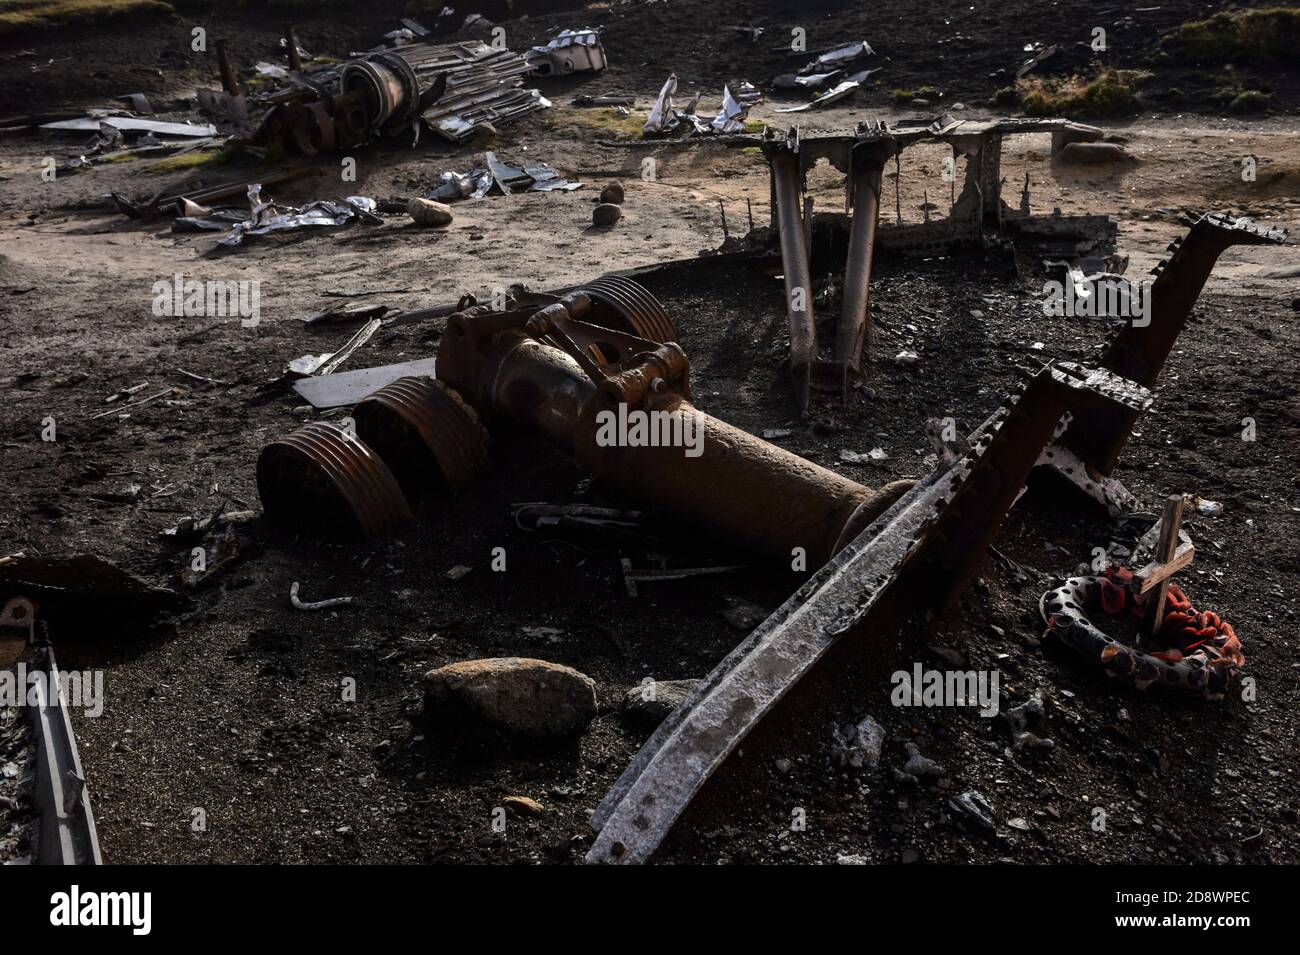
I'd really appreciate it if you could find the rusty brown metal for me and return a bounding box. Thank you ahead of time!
[771,149,816,416]
[353,377,491,503]
[0,596,34,668]
[581,274,678,344]
[257,422,411,537]
[833,150,885,396]
[215,40,240,97]
[285,24,304,74]
[436,278,911,565]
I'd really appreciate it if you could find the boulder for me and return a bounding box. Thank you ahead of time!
[407,197,454,227]
[422,657,597,739]
[592,202,622,226]
[1057,142,1132,165]
[599,181,625,205]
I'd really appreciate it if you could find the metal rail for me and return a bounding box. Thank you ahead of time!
[587,362,1153,863]
[29,646,102,866]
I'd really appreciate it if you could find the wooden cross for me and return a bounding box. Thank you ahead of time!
[1133,493,1196,639]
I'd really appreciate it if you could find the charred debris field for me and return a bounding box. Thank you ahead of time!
[0,0,1298,887]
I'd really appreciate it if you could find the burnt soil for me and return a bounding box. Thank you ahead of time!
[1,1,1299,864]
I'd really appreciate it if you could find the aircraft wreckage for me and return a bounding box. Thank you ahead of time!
[253,113,1286,861]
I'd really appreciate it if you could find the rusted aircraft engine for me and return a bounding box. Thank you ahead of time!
[434,277,912,567]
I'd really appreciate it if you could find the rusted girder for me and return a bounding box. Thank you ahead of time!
[436,278,911,566]
[285,24,304,74]
[1042,213,1287,511]
[215,40,241,98]
[832,144,887,397]
[586,362,1153,864]
[771,148,816,416]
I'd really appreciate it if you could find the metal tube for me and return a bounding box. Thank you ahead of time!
[285,24,304,74]
[215,40,240,97]
[834,157,884,392]
[771,150,816,416]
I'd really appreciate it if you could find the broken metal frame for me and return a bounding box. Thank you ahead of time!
[763,116,1111,412]
[1038,212,1288,514]
[587,362,1153,864]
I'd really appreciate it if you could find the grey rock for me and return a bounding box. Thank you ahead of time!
[949,790,997,831]
[831,715,886,771]
[903,741,944,778]
[620,678,699,728]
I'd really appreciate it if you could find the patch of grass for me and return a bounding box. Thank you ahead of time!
[1165,7,1300,63]
[1229,89,1274,113]
[993,86,1020,107]
[0,0,172,35]
[1018,68,1150,118]
[892,85,941,104]
[544,104,645,140]
[144,144,237,173]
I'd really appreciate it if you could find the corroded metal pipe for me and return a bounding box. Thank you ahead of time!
[215,40,240,97]
[285,24,304,74]
[771,150,815,416]
[833,156,884,393]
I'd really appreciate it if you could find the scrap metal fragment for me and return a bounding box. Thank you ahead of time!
[526,28,607,75]
[645,73,678,134]
[289,581,354,611]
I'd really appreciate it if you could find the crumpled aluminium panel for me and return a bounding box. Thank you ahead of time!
[213,184,380,247]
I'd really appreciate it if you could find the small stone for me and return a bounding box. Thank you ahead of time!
[1057,142,1132,165]
[502,795,545,816]
[600,181,625,204]
[422,657,597,739]
[903,741,943,778]
[774,757,793,775]
[949,790,997,831]
[407,197,454,227]
[1008,817,1030,831]
[593,202,622,226]
[832,716,886,771]
[620,678,699,728]
[901,848,921,863]
[837,853,869,865]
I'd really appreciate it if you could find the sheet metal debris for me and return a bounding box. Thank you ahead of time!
[710,81,762,133]
[40,114,217,138]
[484,151,580,193]
[526,29,607,76]
[212,185,380,247]
[291,357,439,410]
